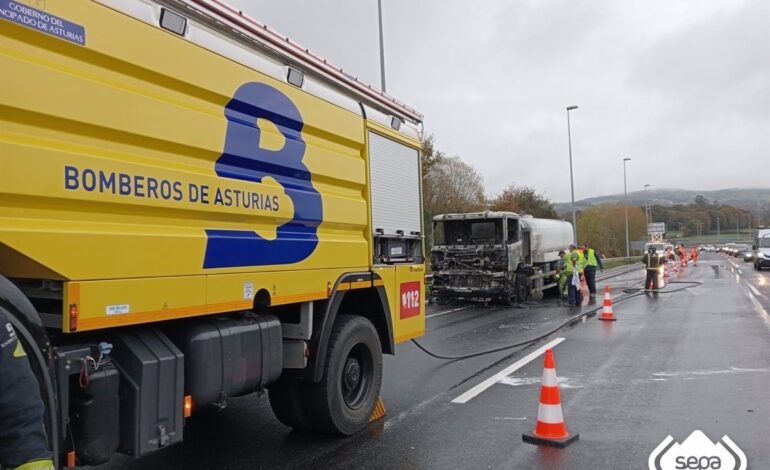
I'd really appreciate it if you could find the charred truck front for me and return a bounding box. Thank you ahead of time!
[430,212,573,305]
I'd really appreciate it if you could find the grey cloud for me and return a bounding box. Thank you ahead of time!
[230,0,768,202]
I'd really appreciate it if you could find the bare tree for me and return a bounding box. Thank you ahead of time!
[424,156,486,216]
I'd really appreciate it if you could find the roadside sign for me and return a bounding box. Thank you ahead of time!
[648,222,666,234]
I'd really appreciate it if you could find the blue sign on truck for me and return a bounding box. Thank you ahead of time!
[0,0,86,45]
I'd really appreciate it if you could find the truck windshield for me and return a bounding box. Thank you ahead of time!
[434,219,503,246]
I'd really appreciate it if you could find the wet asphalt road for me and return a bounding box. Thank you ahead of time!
[95,253,770,470]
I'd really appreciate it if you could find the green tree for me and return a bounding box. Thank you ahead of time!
[421,133,444,180]
[577,203,646,257]
[491,184,559,219]
[420,134,445,243]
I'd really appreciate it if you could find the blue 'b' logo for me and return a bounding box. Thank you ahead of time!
[203,83,323,268]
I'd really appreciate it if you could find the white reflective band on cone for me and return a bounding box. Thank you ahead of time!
[603,306,612,313]
[537,403,565,424]
[541,368,558,387]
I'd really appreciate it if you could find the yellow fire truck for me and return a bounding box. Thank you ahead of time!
[0,0,425,466]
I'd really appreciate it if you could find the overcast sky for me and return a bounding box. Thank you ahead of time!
[231,0,769,203]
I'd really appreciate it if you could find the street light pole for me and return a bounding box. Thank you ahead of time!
[566,105,579,243]
[736,213,739,238]
[717,217,720,238]
[623,157,631,257]
[644,184,651,224]
[377,0,386,92]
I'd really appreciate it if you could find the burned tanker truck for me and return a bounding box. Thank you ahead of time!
[430,212,574,304]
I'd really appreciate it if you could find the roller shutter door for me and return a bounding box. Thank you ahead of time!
[368,132,421,237]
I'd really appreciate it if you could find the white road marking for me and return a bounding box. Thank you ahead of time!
[652,367,767,378]
[498,375,582,389]
[426,306,470,319]
[451,337,565,404]
[748,283,763,297]
[747,292,770,330]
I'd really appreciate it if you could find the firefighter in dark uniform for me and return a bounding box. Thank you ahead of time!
[641,246,664,292]
[0,309,54,470]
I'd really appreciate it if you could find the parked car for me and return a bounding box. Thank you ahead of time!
[744,250,756,262]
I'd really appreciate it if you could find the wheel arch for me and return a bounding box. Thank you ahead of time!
[305,272,393,383]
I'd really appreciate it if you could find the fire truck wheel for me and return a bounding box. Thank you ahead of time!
[267,378,312,431]
[304,315,382,435]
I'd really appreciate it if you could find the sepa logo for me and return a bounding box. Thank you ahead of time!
[649,430,746,470]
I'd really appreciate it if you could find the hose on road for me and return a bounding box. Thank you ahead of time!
[411,280,702,361]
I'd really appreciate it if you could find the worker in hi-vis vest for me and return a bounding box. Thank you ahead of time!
[581,244,604,298]
[641,246,665,292]
[563,249,583,306]
[0,309,54,470]
[555,250,568,298]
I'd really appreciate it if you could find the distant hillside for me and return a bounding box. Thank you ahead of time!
[555,188,770,215]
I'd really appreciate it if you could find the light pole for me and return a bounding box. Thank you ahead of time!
[566,105,579,243]
[623,157,631,257]
[644,184,651,224]
[717,217,720,238]
[736,213,739,238]
[377,0,386,92]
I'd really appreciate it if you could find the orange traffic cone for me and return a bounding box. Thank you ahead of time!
[598,286,617,321]
[522,349,579,448]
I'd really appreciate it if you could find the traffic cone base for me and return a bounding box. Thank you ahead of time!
[522,430,579,448]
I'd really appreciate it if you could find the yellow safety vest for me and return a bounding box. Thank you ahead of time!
[563,251,582,274]
[586,248,598,267]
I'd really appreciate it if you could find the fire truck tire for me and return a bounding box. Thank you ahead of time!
[267,378,312,431]
[303,315,382,435]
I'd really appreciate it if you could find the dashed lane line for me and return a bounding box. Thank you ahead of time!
[426,306,471,319]
[451,337,566,404]
[748,283,763,297]
[746,292,770,330]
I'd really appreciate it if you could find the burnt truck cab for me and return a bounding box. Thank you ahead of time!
[430,212,573,304]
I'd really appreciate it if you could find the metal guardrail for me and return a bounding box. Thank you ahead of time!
[596,262,643,281]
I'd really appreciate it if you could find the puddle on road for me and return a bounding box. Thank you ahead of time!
[498,375,583,389]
